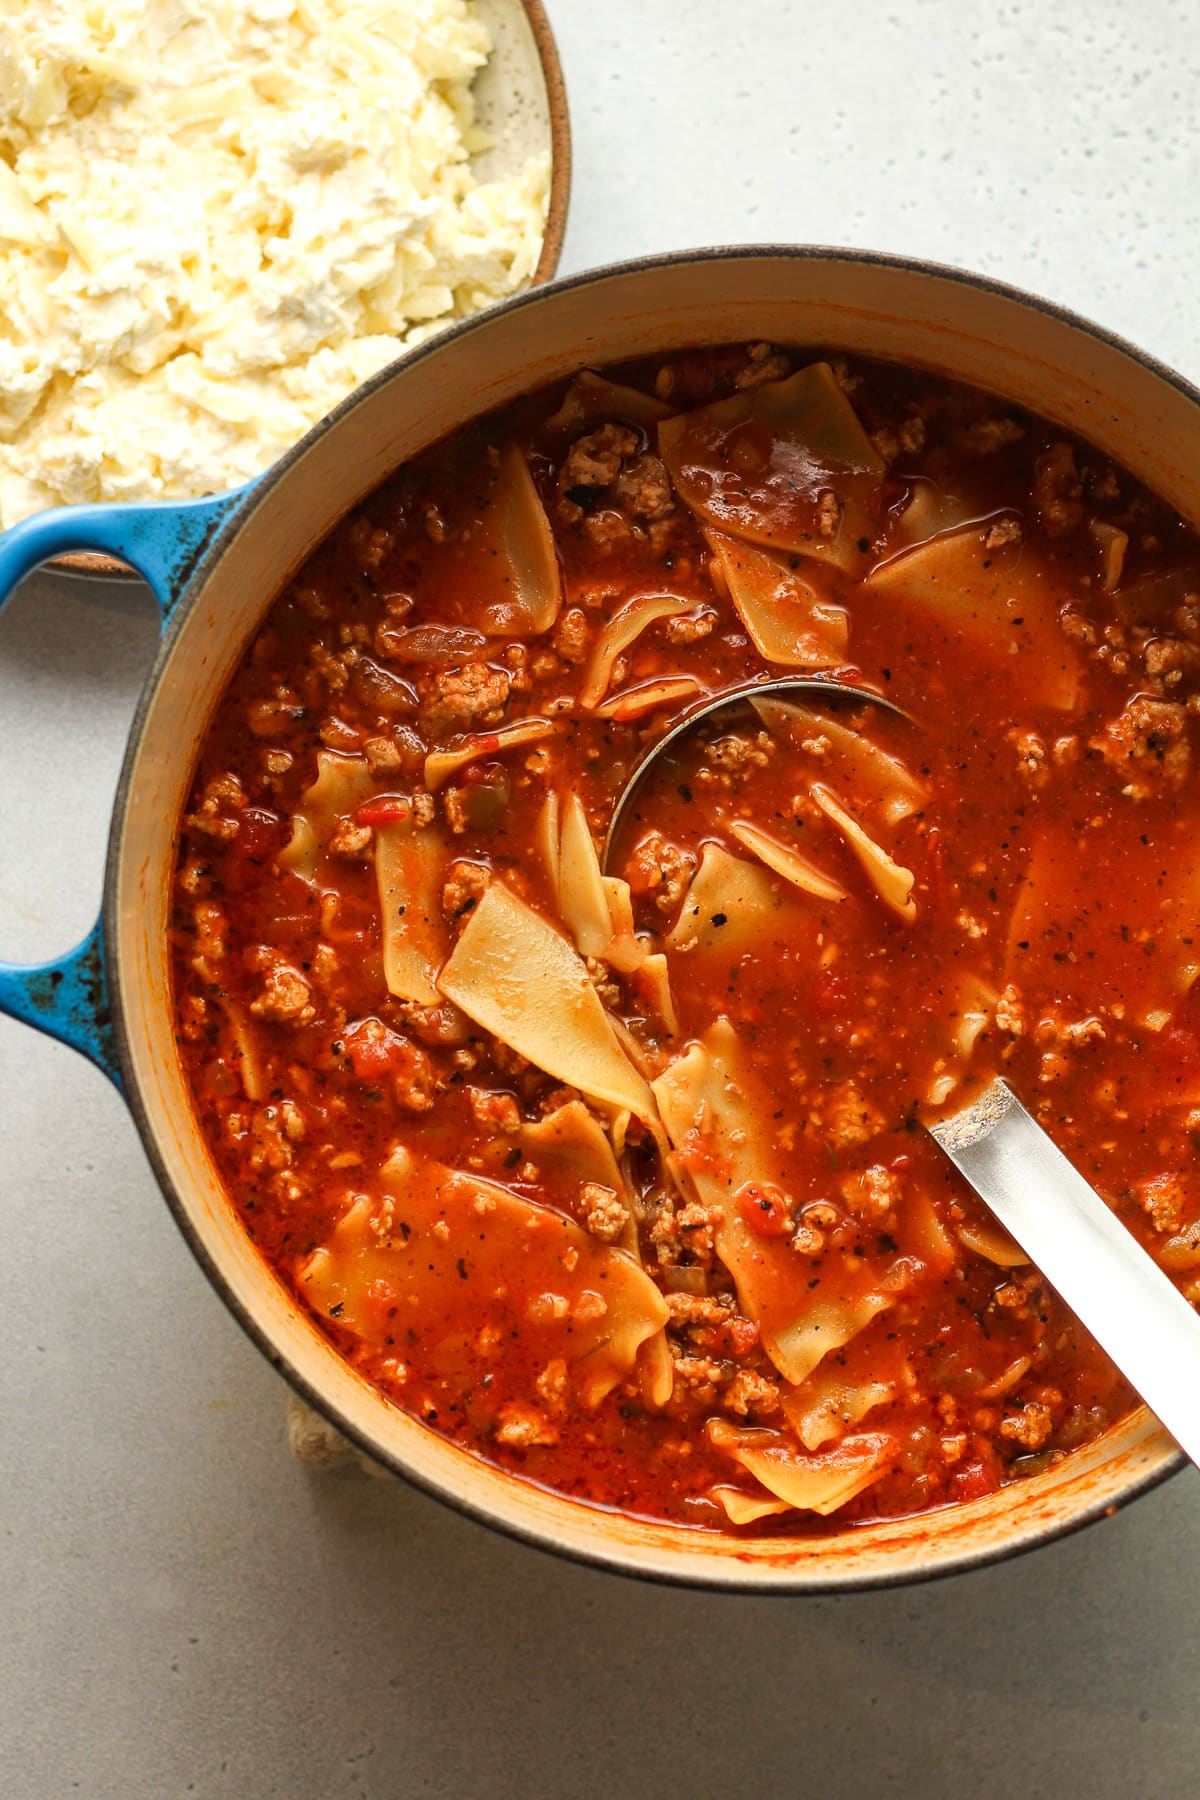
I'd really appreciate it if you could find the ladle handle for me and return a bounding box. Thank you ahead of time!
[930,1078,1200,1470]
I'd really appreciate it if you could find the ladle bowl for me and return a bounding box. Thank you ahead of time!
[602,675,913,869]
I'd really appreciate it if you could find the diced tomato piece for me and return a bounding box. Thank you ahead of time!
[232,806,284,863]
[949,1459,999,1502]
[343,1017,407,1080]
[355,796,411,827]
[736,1181,793,1239]
[691,1315,763,1359]
[693,1319,760,1358]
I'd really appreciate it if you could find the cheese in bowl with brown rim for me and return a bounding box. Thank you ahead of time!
[0,0,549,527]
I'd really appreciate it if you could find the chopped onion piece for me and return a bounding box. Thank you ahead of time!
[894,481,983,547]
[535,789,560,894]
[224,1002,266,1102]
[905,1186,958,1273]
[578,589,692,708]
[810,784,916,922]
[1090,520,1128,591]
[424,719,555,790]
[729,819,847,903]
[632,952,679,1034]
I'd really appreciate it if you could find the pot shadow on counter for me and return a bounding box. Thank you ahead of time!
[276,1412,1198,1800]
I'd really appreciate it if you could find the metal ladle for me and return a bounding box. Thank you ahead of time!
[602,674,911,867]
[603,674,1200,1471]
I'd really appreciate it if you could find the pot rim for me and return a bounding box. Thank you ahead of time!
[105,242,1192,1591]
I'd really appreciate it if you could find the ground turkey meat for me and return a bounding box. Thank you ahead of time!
[250,958,314,1025]
[581,1182,629,1243]
[494,1402,559,1448]
[467,1088,521,1135]
[561,423,637,490]
[1134,1172,1187,1235]
[955,416,1025,457]
[559,423,675,524]
[822,1081,886,1148]
[611,453,675,521]
[328,816,373,858]
[840,1164,901,1221]
[624,830,697,914]
[665,609,718,645]
[666,1294,732,1326]
[442,859,491,920]
[722,1369,781,1418]
[734,342,791,389]
[1032,442,1085,537]
[1144,635,1200,694]
[1091,695,1189,793]
[553,606,591,663]
[999,1400,1055,1450]
[391,1038,437,1111]
[418,660,510,738]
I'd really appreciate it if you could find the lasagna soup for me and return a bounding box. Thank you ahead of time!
[173,343,1200,1532]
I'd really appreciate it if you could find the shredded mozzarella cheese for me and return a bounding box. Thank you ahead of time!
[0,0,549,526]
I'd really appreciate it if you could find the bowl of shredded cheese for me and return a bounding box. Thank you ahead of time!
[0,0,569,566]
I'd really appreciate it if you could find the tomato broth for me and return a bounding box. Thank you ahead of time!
[172,344,1200,1533]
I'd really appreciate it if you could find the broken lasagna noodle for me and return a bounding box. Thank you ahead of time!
[173,344,1200,1532]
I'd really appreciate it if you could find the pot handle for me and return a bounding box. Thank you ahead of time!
[0,487,252,1086]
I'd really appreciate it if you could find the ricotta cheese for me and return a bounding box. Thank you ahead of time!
[0,0,549,526]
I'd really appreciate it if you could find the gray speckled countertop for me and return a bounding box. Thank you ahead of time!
[4,3,1199,1794]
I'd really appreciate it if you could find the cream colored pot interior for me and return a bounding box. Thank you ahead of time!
[112,252,1196,1588]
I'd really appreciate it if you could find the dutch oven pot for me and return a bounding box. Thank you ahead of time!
[2,249,1195,1590]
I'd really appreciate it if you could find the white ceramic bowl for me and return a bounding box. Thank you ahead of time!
[54,0,571,579]
[2,248,1193,1589]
